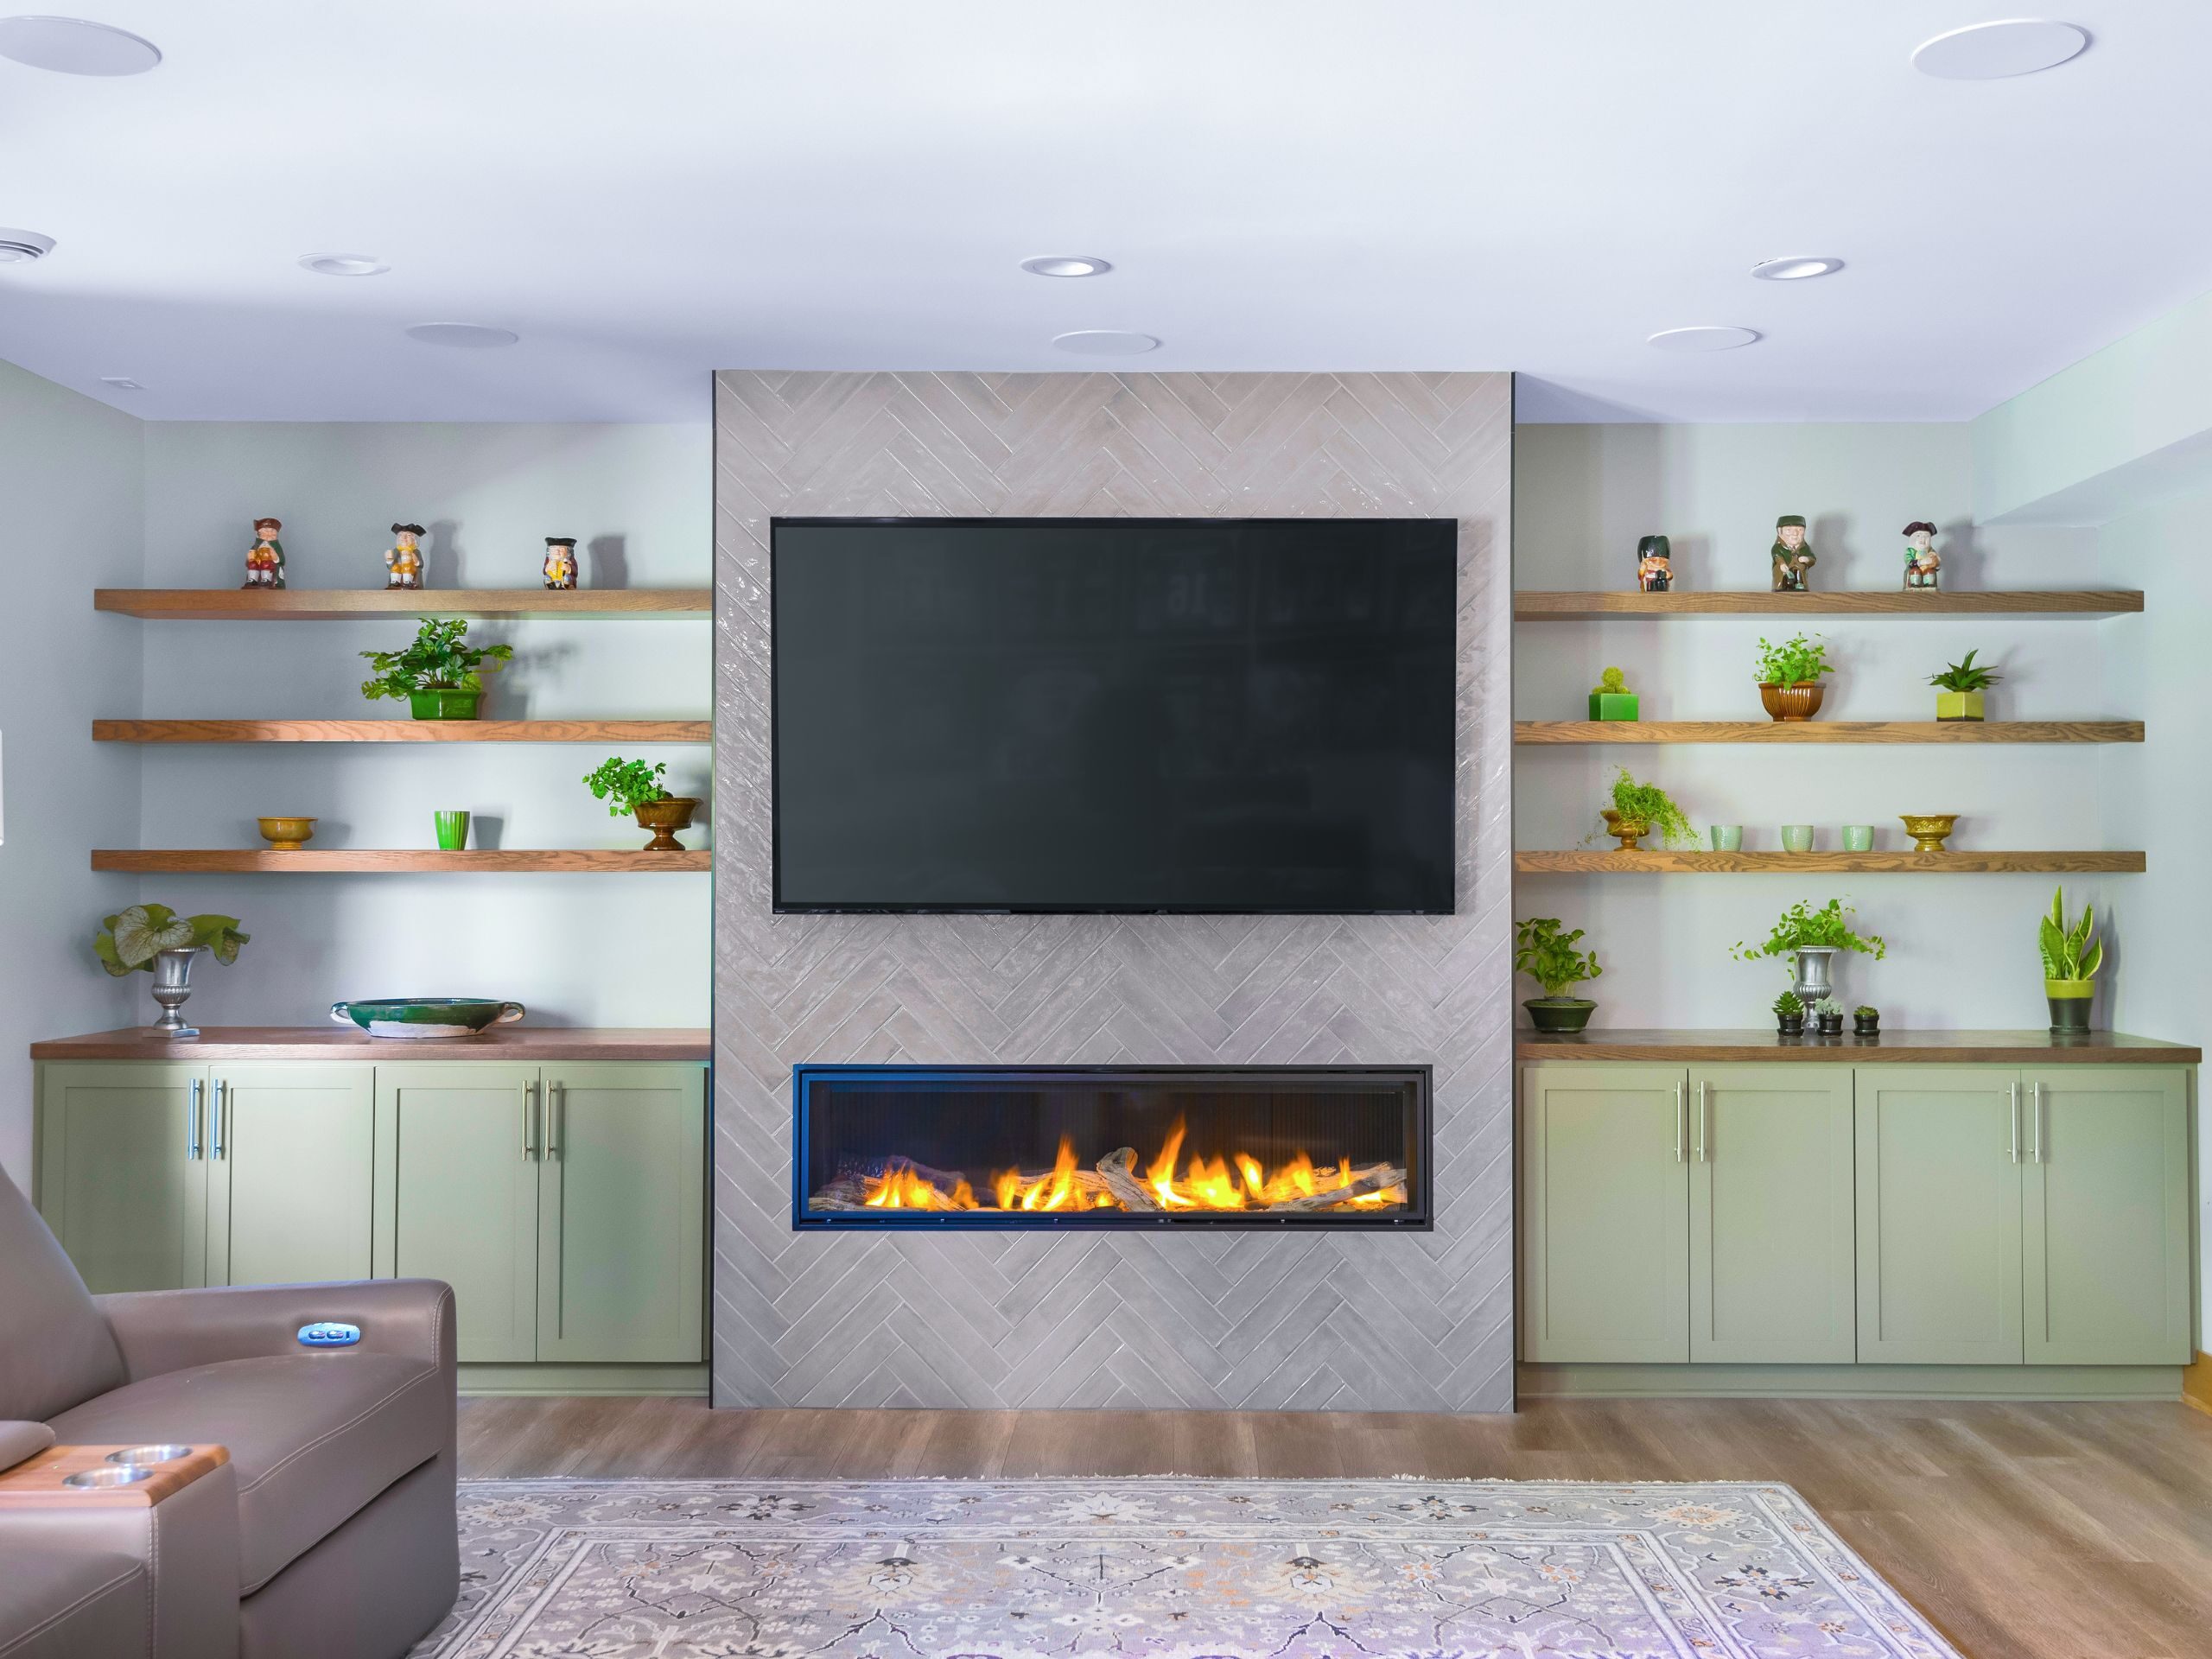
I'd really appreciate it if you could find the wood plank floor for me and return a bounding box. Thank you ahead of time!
[458,1396,2212,1659]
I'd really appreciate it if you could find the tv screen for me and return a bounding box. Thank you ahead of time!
[771,517,1458,914]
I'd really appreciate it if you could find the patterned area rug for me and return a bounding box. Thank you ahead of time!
[415,1477,1962,1658]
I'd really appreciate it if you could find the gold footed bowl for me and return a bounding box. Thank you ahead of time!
[257,816,317,851]
[1899,813,1959,852]
[1600,810,1648,851]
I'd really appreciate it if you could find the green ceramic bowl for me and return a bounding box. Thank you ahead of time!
[329,998,524,1039]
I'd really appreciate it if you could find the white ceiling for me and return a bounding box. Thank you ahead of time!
[2,2,2209,423]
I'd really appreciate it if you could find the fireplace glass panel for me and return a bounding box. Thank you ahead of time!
[793,1065,1429,1229]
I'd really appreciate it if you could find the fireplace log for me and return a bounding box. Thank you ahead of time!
[1095,1147,1163,1211]
[1267,1164,1408,1211]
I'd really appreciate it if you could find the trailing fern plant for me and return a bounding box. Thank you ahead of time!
[2039,887,2103,982]
[1592,767,1698,849]
[1733,899,1888,969]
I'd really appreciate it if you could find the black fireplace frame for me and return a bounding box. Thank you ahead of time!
[791,1063,1433,1231]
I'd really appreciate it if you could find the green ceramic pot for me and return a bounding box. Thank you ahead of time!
[330,998,524,1039]
[1523,996,1597,1033]
[407,688,481,721]
[1586,692,1639,721]
[2045,978,2094,1034]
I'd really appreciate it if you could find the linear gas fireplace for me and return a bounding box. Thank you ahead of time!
[792,1065,1430,1230]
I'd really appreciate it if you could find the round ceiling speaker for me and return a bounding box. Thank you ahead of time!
[0,16,162,75]
[404,322,520,349]
[1911,20,2088,79]
[1051,329,1160,355]
[1646,326,1762,353]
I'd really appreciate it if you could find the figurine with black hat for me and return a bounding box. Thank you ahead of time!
[1902,522,1941,589]
[542,537,579,589]
[1770,515,1815,592]
[1635,534,1674,592]
[385,523,425,590]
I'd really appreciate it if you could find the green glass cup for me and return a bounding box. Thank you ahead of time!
[434,810,470,851]
[1841,824,1875,852]
[1780,823,1815,854]
[1710,824,1744,852]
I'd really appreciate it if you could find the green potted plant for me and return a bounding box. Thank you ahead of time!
[2039,886,2102,1034]
[1587,665,1638,722]
[1773,989,1807,1038]
[93,904,250,1036]
[1928,649,2000,721]
[1515,916,1602,1033]
[1812,996,1844,1037]
[1853,1003,1880,1038]
[584,756,702,852]
[359,616,512,720]
[1592,767,1697,851]
[1733,897,1887,1007]
[1752,632,1835,721]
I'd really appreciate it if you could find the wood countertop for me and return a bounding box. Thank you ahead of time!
[1516,1028,2200,1065]
[30,1027,712,1062]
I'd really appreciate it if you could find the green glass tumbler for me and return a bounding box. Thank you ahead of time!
[434,810,470,851]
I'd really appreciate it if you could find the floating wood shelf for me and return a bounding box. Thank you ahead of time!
[1516,850,2145,874]
[91,849,710,873]
[93,719,709,744]
[1515,590,2142,620]
[95,588,712,620]
[1516,721,2142,745]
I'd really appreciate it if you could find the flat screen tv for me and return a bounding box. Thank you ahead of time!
[771,517,1458,914]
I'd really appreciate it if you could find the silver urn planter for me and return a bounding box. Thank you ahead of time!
[147,946,206,1039]
[1790,945,1840,1010]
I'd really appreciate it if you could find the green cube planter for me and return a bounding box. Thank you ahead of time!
[1587,692,1640,721]
[1935,690,1985,721]
[408,688,482,721]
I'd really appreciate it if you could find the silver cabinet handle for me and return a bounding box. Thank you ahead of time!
[1696,1080,1710,1163]
[548,1081,563,1160]
[187,1078,202,1160]
[523,1083,538,1160]
[2032,1081,2045,1164]
[1673,1081,1686,1162]
[2008,1082,2020,1163]
[211,1079,226,1160]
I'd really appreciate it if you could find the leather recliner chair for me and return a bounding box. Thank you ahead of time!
[0,1168,458,1658]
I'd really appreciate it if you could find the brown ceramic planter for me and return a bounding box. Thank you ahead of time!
[632,796,700,852]
[1758,681,1826,721]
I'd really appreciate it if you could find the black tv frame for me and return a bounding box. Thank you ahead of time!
[768,514,1459,917]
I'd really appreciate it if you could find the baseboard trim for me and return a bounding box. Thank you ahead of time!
[459,1363,709,1397]
[1519,1362,2185,1402]
[2183,1351,2212,1417]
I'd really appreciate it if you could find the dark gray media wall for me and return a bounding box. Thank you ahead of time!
[711,371,1514,1409]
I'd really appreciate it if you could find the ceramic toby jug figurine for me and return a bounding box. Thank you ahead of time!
[1770,515,1815,591]
[385,522,425,589]
[1902,521,1941,589]
[243,517,285,588]
[1635,534,1674,592]
[541,536,578,589]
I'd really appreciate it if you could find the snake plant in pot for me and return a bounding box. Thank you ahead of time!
[2039,887,2103,1033]
[1515,916,1602,1033]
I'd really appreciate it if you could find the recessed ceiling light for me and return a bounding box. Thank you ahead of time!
[1912,19,2088,79]
[1647,326,1761,353]
[1052,329,1160,355]
[404,322,519,349]
[1751,256,1844,281]
[99,376,143,391]
[0,15,162,75]
[1021,255,1112,278]
[0,227,55,263]
[299,253,389,277]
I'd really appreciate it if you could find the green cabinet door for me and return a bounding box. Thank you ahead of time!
[2021,1066,2192,1365]
[383,1064,543,1363]
[1688,1064,1857,1363]
[1519,1063,1690,1363]
[536,1062,706,1363]
[1854,1065,2024,1364]
[35,1062,209,1293]
[207,1064,376,1287]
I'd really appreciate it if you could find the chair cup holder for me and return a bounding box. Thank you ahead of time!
[107,1444,193,1466]
[66,1465,155,1489]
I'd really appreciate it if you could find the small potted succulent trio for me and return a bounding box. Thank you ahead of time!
[1752,632,1834,721]
[2039,886,2103,1034]
[584,756,703,852]
[1591,767,1696,852]
[1811,997,1845,1038]
[1929,649,2000,721]
[359,617,512,720]
[1515,916,1602,1033]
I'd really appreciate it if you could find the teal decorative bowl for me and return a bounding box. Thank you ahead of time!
[330,998,524,1039]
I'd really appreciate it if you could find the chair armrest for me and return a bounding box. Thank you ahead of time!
[94,1280,454,1382]
[0,1421,56,1472]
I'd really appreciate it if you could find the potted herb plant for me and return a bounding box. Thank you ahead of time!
[359,616,512,720]
[1773,989,1807,1038]
[1929,649,1999,721]
[584,756,702,852]
[1853,1004,1881,1038]
[2039,886,2102,1034]
[1515,916,1602,1033]
[1752,632,1835,721]
[1733,897,1887,1007]
[1812,996,1845,1037]
[93,904,250,1036]
[1587,666,1638,722]
[1592,767,1697,851]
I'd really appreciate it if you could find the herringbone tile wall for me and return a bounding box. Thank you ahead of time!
[712,371,1514,1410]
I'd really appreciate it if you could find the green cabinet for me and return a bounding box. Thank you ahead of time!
[2021,1067,2191,1365]
[207,1065,377,1288]
[35,1063,210,1294]
[1689,1064,1857,1364]
[1520,1064,1690,1363]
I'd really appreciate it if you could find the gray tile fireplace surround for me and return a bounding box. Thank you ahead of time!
[712,370,1514,1410]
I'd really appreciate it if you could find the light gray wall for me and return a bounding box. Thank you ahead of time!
[130,423,714,1028]
[0,361,144,1182]
[713,371,1515,1411]
[1513,423,2120,1027]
